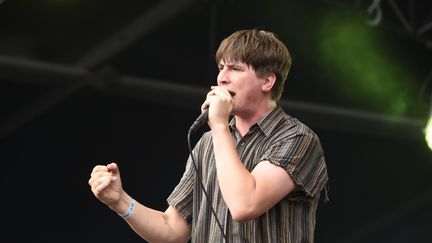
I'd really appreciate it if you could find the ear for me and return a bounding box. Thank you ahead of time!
[261,72,276,92]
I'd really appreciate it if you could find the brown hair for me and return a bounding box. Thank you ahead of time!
[215,29,292,101]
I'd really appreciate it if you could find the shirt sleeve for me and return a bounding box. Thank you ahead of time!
[260,128,328,201]
[167,154,195,225]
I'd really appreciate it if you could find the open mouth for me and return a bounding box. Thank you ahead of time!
[228,91,236,97]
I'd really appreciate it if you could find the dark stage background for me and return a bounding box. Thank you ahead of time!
[1,1,432,242]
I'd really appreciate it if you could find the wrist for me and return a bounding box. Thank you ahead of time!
[118,198,135,220]
[210,122,229,132]
[109,192,130,214]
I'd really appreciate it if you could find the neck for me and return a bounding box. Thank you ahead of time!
[235,101,277,136]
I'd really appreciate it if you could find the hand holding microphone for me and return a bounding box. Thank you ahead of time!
[188,87,234,133]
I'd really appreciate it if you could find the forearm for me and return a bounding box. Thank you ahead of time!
[112,193,190,243]
[211,124,257,219]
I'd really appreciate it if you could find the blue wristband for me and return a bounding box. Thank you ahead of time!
[119,198,135,220]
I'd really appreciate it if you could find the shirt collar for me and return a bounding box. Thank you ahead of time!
[229,106,286,137]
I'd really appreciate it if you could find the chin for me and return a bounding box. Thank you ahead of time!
[230,108,238,117]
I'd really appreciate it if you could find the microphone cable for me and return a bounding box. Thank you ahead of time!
[187,130,227,241]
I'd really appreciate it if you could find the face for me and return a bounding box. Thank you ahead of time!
[217,60,268,115]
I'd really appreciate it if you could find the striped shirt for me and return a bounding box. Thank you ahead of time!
[167,106,328,243]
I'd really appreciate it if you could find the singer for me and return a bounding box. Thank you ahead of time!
[89,29,329,243]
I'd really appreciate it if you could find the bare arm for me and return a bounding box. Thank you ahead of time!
[211,124,295,222]
[114,193,190,243]
[89,163,190,242]
[203,86,295,222]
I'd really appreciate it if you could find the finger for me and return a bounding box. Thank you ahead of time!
[93,177,112,196]
[201,89,215,111]
[206,89,216,98]
[201,100,211,112]
[213,86,231,98]
[91,165,109,177]
[107,162,120,176]
[91,175,111,191]
[89,171,112,186]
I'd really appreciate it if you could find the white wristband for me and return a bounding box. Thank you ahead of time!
[118,198,135,220]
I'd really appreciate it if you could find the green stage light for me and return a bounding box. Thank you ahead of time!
[318,10,417,117]
[425,115,432,150]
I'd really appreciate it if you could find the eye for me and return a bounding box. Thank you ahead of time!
[232,66,242,71]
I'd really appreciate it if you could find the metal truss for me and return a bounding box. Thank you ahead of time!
[0,0,199,140]
[0,55,424,141]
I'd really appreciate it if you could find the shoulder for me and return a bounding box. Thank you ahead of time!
[272,112,319,142]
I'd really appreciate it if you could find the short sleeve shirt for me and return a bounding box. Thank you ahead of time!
[167,106,329,243]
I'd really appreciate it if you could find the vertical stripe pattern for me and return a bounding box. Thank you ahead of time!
[167,106,328,243]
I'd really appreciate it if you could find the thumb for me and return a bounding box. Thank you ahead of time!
[107,162,120,176]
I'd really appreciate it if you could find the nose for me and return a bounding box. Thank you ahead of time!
[217,67,229,86]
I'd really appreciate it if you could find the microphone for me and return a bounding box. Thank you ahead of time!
[188,109,208,133]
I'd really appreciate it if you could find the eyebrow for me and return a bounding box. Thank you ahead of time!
[219,62,244,67]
